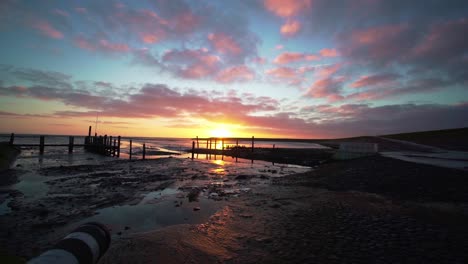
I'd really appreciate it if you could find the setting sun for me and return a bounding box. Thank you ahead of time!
[210,127,231,138]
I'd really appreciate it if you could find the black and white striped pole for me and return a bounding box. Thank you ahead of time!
[28,222,111,264]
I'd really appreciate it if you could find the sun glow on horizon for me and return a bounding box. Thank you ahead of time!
[210,127,232,138]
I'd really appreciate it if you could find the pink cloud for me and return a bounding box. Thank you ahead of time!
[251,57,267,64]
[32,21,63,39]
[350,73,400,88]
[74,36,95,51]
[411,18,468,61]
[208,33,242,55]
[274,52,319,64]
[173,11,199,33]
[351,24,407,45]
[98,39,129,52]
[305,77,345,102]
[280,20,301,36]
[347,77,450,101]
[297,66,315,74]
[2,68,467,138]
[314,63,341,79]
[265,67,306,86]
[215,65,255,83]
[339,24,410,62]
[266,67,298,79]
[113,9,169,44]
[264,0,312,17]
[275,44,284,50]
[140,33,164,44]
[74,35,130,53]
[162,49,221,79]
[319,48,339,57]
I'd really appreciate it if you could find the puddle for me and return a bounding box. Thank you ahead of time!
[0,198,12,215]
[12,172,49,200]
[73,188,224,236]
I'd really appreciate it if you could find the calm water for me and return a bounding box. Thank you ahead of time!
[0,134,327,162]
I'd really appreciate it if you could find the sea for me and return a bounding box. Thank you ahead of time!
[0,134,327,166]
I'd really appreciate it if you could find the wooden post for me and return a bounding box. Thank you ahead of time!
[251,136,254,152]
[196,136,199,149]
[9,133,14,145]
[129,140,132,160]
[68,136,74,153]
[214,138,217,150]
[222,139,224,151]
[235,139,239,162]
[117,136,121,157]
[206,139,208,149]
[113,139,117,156]
[209,139,212,149]
[143,143,146,160]
[39,136,45,154]
[99,136,103,154]
[109,136,113,155]
[191,141,195,160]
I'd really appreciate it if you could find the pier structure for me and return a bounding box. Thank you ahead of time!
[8,126,121,157]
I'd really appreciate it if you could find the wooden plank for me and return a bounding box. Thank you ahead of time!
[143,143,146,160]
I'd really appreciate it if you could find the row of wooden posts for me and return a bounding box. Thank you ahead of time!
[190,136,256,159]
[192,136,255,151]
[9,133,82,155]
[7,128,257,160]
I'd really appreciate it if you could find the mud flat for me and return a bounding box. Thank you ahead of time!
[101,155,468,264]
[2,154,468,263]
[0,156,309,260]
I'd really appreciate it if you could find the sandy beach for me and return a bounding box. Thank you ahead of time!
[1,148,468,263]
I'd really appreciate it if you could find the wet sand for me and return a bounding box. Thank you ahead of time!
[0,155,309,260]
[2,154,468,263]
[100,156,468,263]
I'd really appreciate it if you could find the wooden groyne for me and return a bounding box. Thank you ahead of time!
[8,126,121,157]
[189,136,334,166]
[190,136,256,153]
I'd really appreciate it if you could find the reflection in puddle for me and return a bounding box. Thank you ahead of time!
[75,188,224,236]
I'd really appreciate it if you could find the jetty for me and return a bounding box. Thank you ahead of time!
[8,126,121,157]
[189,136,335,166]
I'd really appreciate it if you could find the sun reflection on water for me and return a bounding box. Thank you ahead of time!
[210,159,227,175]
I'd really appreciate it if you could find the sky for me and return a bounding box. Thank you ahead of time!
[0,0,467,138]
